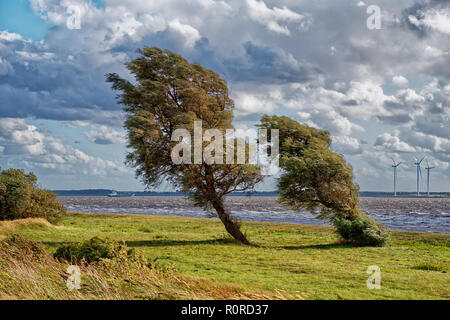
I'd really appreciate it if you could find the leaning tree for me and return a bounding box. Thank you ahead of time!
[258,115,389,246]
[107,47,262,244]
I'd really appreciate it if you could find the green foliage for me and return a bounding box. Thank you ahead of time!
[53,236,136,264]
[0,167,66,223]
[333,216,390,246]
[258,115,388,246]
[107,47,263,243]
[258,115,361,219]
[106,47,256,189]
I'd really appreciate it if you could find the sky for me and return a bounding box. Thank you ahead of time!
[0,0,449,192]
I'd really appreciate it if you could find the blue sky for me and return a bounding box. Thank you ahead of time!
[0,0,105,39]
[0,0,449,192]
[0,0,49,40]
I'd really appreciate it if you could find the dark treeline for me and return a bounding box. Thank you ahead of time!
[53,189,278,197]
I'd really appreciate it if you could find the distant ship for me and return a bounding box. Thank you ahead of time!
[107,190,136,197]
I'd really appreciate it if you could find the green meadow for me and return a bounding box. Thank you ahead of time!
[1,212,449,300]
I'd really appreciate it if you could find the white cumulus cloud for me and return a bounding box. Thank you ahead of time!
[246,0,310,35]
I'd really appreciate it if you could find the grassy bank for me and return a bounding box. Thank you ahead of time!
[1,213,449,299]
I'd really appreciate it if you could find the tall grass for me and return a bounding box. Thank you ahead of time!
[0,232,298,300]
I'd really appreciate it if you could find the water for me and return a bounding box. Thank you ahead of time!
[58,196,450,234]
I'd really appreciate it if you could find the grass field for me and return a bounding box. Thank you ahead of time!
[1,212,449,300]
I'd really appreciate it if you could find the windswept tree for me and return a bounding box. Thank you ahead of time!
[107,47,262,244]
[259,115,389,246]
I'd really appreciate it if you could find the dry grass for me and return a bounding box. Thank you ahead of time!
[0,233,299,300]
[0,218,65,235]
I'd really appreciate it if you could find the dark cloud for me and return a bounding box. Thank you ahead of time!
[223,41,322,84]
[0,34,125,124]
[377,114,413,125]
[1,0,448,124]
[403,0,450,37]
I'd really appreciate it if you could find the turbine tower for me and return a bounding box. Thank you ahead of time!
[414,157,424,196]
[391,157,402,197]
[425,161,435,196]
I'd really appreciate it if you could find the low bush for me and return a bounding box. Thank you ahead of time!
[0,168,66,223]
[53,236,136,264]
[333,215,390,246]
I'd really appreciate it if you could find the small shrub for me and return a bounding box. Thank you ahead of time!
[53,236,136,264]
[333,215,390,246]
[0,168,66,223]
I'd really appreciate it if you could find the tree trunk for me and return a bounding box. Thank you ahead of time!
[211,199,250,245]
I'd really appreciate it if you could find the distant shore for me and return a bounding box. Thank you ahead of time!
[52,189,450,198]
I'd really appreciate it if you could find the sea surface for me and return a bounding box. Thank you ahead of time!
[58,196,450,234]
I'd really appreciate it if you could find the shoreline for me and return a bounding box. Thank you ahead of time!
[58,196,450,235]
[67,211,450,237]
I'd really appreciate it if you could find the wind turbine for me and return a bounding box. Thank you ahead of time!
[414,157,425,196]
[391,157,402,197]
[425,160,435,197]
